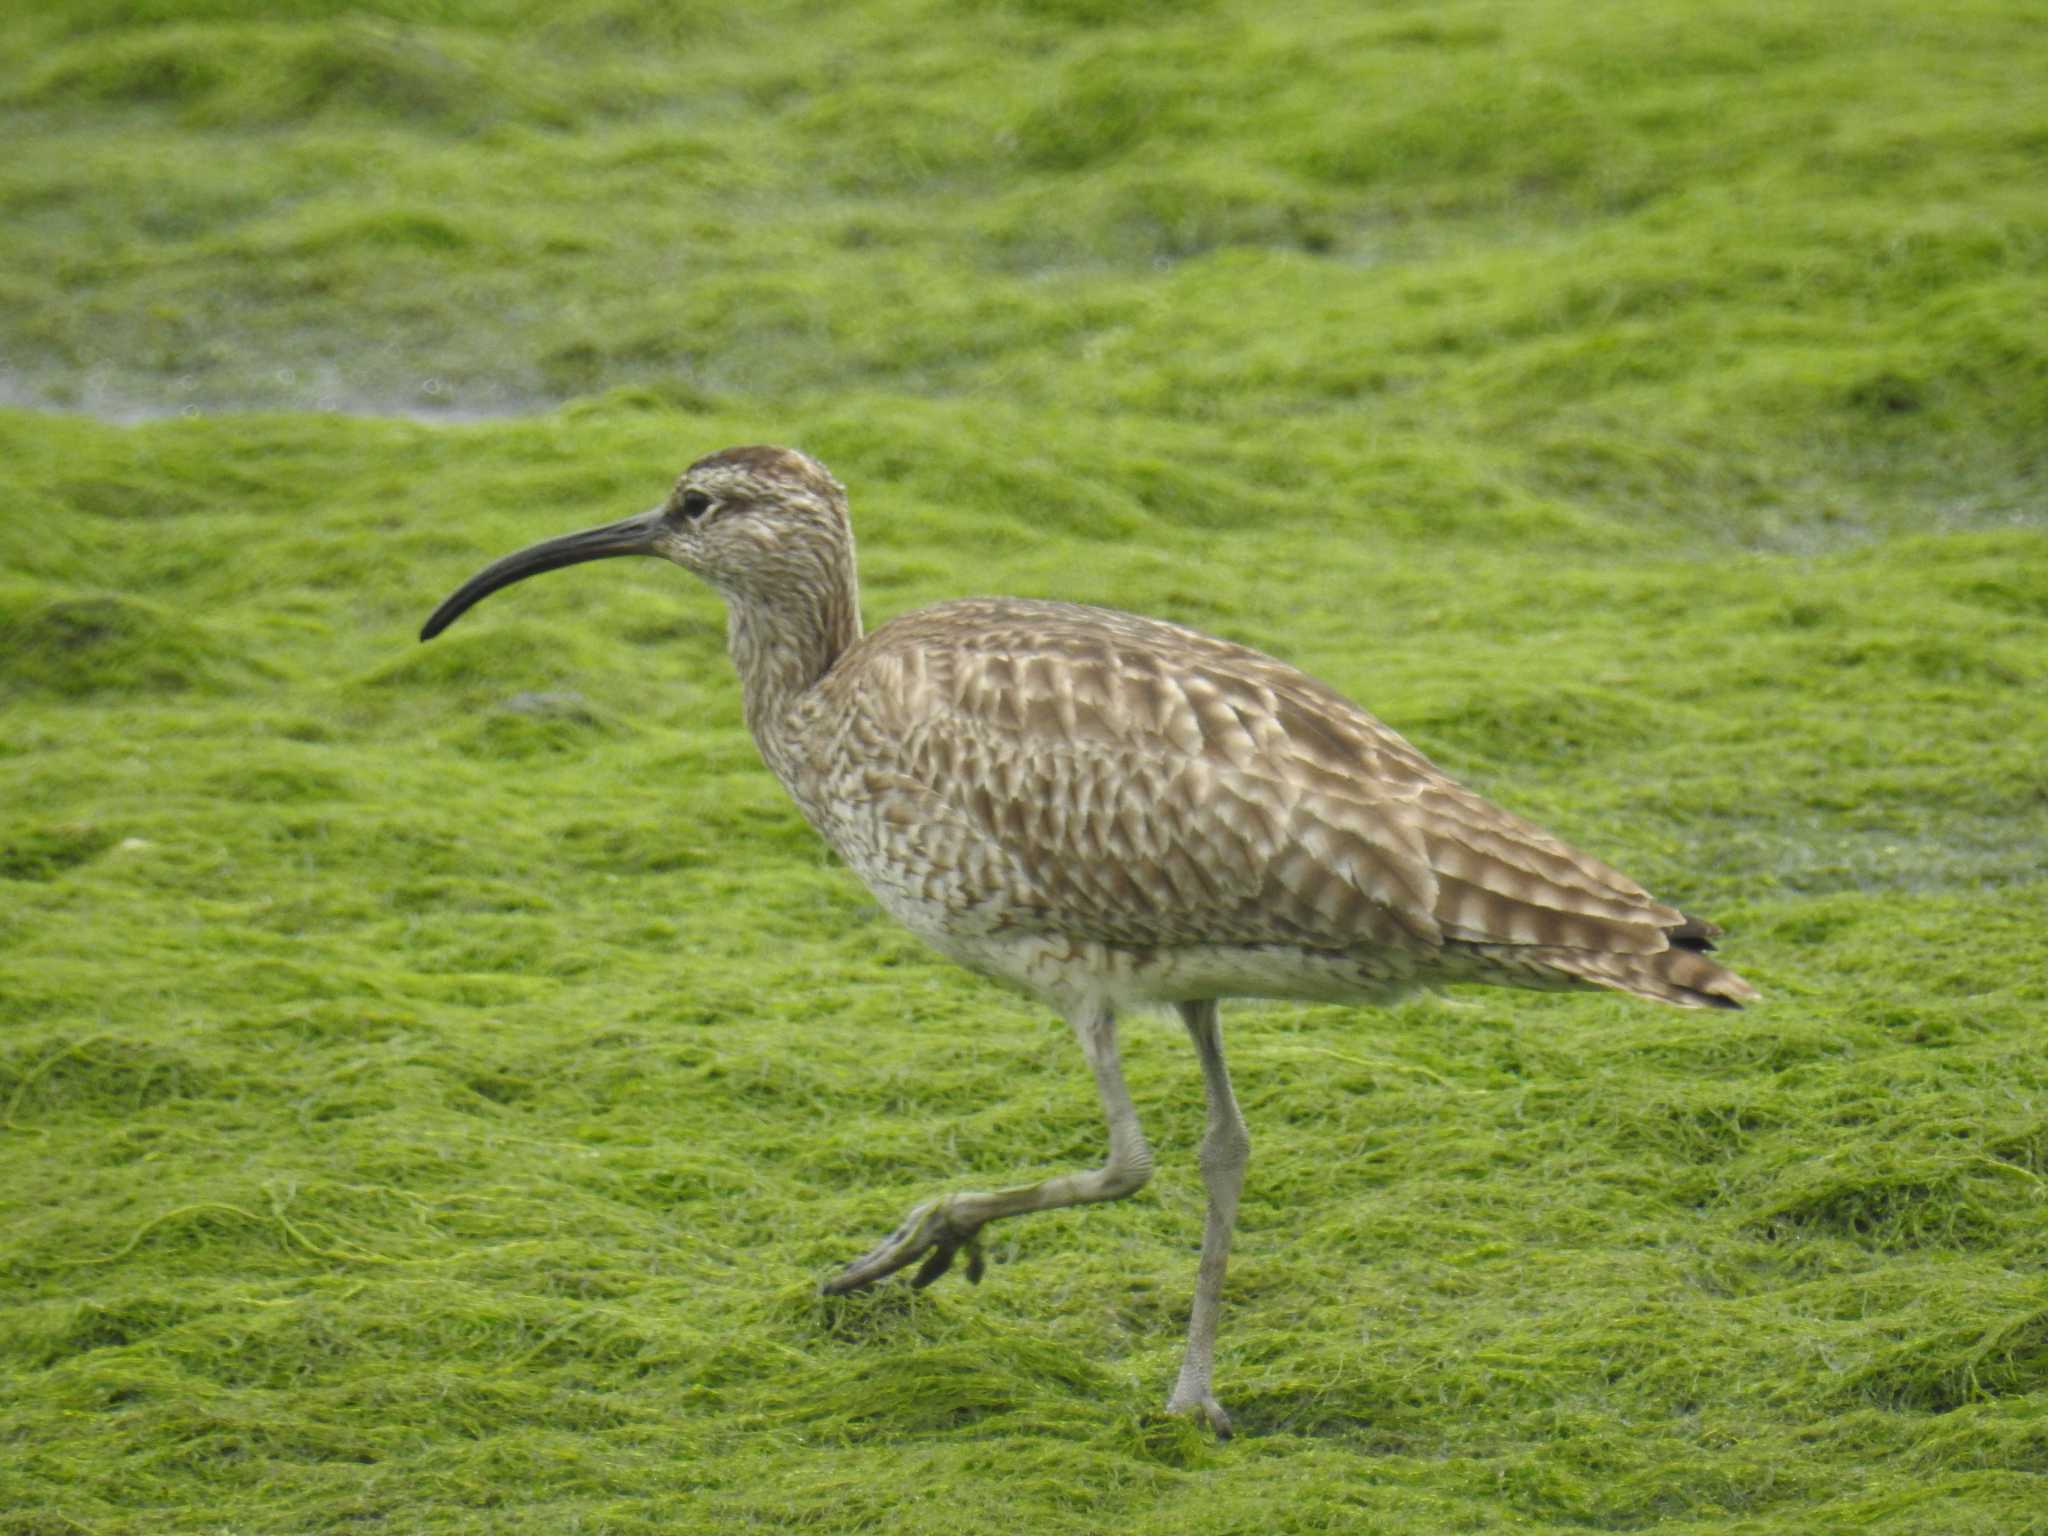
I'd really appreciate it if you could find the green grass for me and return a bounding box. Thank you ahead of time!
[3,1,2047,1531]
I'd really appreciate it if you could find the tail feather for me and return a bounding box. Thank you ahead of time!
[1464,939,1760,1010]
[1666,910,1723,953]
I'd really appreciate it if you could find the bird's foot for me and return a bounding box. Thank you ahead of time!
[1164,1384,1234,1440]
[820,1197,987,1294]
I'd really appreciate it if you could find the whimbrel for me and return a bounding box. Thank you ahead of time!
[420,444,1757,1436]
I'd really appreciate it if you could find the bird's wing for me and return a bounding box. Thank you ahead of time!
[816,599,1687,960]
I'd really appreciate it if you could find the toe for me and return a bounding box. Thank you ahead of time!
[821,1199,983,1294]
[1165,1388,1234,1440]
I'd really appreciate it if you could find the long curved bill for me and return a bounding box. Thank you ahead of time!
[419,508,666,641]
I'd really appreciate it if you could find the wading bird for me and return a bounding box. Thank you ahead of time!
[420,445,1756,1436]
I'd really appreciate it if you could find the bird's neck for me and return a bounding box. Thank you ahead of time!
[724,561,863,779]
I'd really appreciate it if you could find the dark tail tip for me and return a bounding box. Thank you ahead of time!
[1668,911,1723,953]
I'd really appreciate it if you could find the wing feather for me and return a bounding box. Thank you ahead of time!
[807,598,1709,974]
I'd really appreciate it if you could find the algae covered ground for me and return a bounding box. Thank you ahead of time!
[3,1,2047,1531]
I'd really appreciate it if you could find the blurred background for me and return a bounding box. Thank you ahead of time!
[3,0,2040,546]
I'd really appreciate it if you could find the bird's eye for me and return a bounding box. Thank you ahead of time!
[678,490,712,521]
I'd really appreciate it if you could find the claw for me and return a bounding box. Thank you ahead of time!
[911,1227,984,1288]
[1165,1387,1234,1440]
[820,1197,987,1295]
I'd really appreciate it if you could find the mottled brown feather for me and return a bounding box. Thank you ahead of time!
[792,597,1756,1010]
[539,445,1759,1013]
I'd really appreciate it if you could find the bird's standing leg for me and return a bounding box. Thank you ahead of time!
[822,1005,1154,1294]
[1164,999,1250,1438]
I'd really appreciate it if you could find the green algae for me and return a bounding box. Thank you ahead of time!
[3,0,2047,1532]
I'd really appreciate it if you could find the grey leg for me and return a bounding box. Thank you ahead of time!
[1164,998,1250,1438]
[823,1005,1154,1293]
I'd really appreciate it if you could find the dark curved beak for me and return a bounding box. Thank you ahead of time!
[419,508,666,641]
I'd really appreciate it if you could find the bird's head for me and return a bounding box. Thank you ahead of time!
[419,444,852,641]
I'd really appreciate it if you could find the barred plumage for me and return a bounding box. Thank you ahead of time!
[421,443,1757,1437]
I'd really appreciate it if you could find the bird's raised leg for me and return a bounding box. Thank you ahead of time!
[822,1005,1154,1294]
[1164,998,1250,1438]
